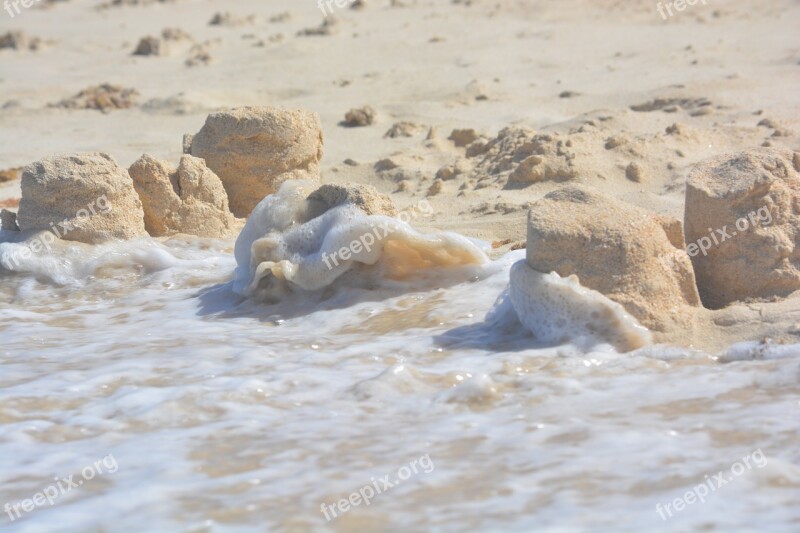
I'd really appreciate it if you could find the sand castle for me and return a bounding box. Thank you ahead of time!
[2,3,799,530]
[18,153,146,243]
[5,105,800,351]
[185,107,324,217]
[129,154,235,238]
[516,185,701,345]
[11,106,323,241]
[686,148,800,308]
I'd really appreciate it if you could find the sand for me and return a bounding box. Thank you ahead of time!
[2,3,800,530]
[1,0,799,352]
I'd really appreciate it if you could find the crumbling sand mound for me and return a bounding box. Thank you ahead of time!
[129,154,235,238]
[161,27,192,41]
[133,36,166,56]
[51,84,139,113]
[343,106,376,127]
[384,121,424,138]
[470,127,578,187]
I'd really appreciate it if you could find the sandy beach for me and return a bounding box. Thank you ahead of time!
[1,0,799,531]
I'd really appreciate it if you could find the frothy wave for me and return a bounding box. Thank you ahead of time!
[508,260,653,352]
[0,229,177,286]
[233,181,490,301]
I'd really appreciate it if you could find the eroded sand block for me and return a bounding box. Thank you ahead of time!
[685,149,800,308]
[188,107,323,217]
[19,153,146,243]
[525,186,701,334]
[129,154,235,238]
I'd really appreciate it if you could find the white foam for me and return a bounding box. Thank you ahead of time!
[233,180,490,300]
[0,239,798,531]
[719,341,800,361]
[0,230,177,286]
[508,260,652,352]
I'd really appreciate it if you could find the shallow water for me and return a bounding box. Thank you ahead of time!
[1,236,799,532]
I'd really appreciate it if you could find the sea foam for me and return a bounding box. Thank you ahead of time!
[0,229,176,286]
[233,181,490,300]
[508,260,652,352]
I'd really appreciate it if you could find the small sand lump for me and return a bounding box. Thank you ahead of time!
[0,31,43,51]
[133,36,166,56]
[344,106,376,127]
[0,209,19,231]
[384,122,423,138]
[449,129,480,147]
[626,162,645,182]
[306,184,397,218]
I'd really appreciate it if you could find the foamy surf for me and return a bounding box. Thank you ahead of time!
[0,229,177,286]
[508,260,653,352]
[1,221,799,532]
[0,184,800,531]
[233,180,489,301]
[2,0,800,529]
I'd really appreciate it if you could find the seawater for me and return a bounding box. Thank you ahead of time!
[1,235,799,532]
